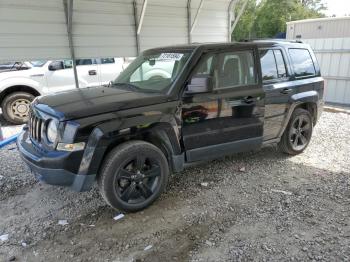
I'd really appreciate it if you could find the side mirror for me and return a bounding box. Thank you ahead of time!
[48,61,64,71]
[185,75,212,94]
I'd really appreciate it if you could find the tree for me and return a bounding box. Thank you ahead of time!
[231,0,327,40]
[232,0,258,41]
[300,0,327,12]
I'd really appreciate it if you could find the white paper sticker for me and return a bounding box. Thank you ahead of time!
[158,53,184,61]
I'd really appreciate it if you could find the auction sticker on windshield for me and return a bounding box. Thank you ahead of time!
[158,53,184,61]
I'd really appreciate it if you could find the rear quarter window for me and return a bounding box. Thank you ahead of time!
[289,48,316,78]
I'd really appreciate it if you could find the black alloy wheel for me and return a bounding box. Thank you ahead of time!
[289,114,312,151]
[98,140,169,212]
[115,155,161,204]
[278,108,313,155]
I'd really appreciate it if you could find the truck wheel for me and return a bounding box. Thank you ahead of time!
[1,92,34,125]
[278,108,313,155]
[98,140,169,212]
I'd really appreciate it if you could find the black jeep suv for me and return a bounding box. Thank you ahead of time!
[18,41,324,212]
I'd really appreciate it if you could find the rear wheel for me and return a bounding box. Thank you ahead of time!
[98,140,169,212]
[278,108,313,155]
[1,92,34,124]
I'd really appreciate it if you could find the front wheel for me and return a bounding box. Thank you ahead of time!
[278,108,313,155]
[1,92,34,125]
[98,140,169,212]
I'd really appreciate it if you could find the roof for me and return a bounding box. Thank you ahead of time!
[142,40,309,53]
[286,16,350,25]
[143,41,257,52]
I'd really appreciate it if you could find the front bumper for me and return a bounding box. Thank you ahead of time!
[17,131,95,192]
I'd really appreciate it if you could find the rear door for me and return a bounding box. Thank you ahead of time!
[182,47,265,162]
[260,48,293,141]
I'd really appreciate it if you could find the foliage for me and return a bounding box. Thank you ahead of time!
[232,0,327,40]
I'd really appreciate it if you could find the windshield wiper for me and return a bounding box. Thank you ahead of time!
[109,82,141,91]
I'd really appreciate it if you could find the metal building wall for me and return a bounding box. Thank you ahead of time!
[73,0,136,58]
[0,0,233,62]
[302,38,350,105]
[286,17,350,39]
[287,18,350,105]
[136,0,188,51]
[0,0,70,61]
[190,0,230,43]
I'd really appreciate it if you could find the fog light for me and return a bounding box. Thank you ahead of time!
[57,142,85,152]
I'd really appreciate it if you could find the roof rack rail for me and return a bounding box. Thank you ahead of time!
[239,38,304,44]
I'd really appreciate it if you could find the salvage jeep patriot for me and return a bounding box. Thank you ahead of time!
[18,41,324,212]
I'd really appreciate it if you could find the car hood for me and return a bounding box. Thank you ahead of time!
[36,86,169,120]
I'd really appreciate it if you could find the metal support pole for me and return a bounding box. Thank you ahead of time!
[133,0,147,55]
[63,0,79,89]
[133,1,141,55]
[190,0,204,34]
[228,0,237,42]
[231,0,249,35]
[187,0,192,44]
[137,0,148,35]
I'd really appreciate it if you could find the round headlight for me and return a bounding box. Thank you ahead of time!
[47,120,58,144]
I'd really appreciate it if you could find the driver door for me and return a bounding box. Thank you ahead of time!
[181,47,265,162]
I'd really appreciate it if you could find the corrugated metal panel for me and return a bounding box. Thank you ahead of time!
[0,0,232,62]
[302,38,350,105]
[191,0,230,43]
[0,0,70,61]
[286,17,350,39]
[136,0,188,51]
[73,0,136,58]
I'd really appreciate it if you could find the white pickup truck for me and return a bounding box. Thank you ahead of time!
[0,58,125,124]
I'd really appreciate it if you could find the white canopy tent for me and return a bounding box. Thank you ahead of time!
[0,0,246,87]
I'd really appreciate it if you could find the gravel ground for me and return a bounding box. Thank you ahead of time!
[0,111,350,262]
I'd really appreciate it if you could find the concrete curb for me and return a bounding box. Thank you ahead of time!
[324,106,350,115]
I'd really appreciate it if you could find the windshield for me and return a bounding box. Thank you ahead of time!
[113,51,192,92]
[30,60,47,67]
[0,62,29,72]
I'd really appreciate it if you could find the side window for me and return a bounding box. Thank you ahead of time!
[274,50,287,78]
[289,48,316,78]
[193,55,214,76]
[259,50,278,81]
[75,59,95,66]
[101,58,115,64]
[217,50,256,88]
[259,49,288,82]
[63,60,73,69]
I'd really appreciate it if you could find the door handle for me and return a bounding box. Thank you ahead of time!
[88,70,97,76]
[242,96,254,104]
[280,88,292,94]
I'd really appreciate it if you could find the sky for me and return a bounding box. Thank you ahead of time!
[322,0,350,17]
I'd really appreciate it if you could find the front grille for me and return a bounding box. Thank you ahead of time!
[29,111,43,143]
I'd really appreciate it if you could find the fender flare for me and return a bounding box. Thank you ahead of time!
[79,118,184,177]
[278,91,319,138]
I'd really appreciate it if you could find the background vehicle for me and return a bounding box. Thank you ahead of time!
[0,58,125,124]
[18,41,324,212]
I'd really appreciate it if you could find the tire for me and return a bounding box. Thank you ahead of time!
[1,92,35,125]
[98,140,169,212]
[278,108,313,155]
